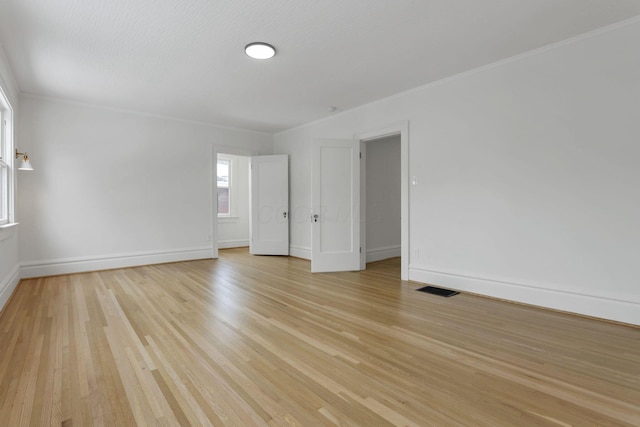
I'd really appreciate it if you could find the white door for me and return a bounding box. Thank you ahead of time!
[250,155,289,255]
[311,139,360,272]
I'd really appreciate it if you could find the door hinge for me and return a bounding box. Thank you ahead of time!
[359,152,362,159]
[360,246,362,253]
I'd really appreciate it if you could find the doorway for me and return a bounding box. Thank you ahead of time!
[212,148,289,259]
[358,121,409,280]
[216,153,251,251]
[212,146,256,259]
[361,134,401,274]
[309,123,408,278]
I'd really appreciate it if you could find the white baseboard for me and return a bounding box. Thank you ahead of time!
[290,245,311,260]
[288,245,400,262]
[218,240,249,249]
[21,247,213,278]
[366,245,401,263]
[0,264,21,313]
[409,266,640,326]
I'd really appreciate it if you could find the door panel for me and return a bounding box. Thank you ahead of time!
[250,155,289,255]
[311,139,360,272]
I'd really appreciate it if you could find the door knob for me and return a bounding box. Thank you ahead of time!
[283,212,288,218]
[313,214,319,222]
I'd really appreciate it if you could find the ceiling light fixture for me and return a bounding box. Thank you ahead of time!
[244,42,276,60]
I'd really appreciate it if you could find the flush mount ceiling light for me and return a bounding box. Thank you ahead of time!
[244,42,276,59]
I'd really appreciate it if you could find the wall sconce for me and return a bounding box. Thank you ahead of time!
[15,149,34,171]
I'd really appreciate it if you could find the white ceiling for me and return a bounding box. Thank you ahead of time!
[1,0,640,133]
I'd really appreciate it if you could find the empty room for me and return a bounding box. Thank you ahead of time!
[0,1,639,425]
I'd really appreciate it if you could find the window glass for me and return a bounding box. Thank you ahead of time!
[217,187,229,215]
[217,159,231,216]
[217,159,230,188]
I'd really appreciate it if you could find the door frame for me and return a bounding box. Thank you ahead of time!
[358,121,409,280]
[211,146,260,259]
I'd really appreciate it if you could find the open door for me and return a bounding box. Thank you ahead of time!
[250,155,289,255]
[311,138,360,272]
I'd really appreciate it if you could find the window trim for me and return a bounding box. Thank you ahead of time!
[0,88,14,227]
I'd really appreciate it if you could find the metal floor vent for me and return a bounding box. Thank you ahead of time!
[416,286,459,297]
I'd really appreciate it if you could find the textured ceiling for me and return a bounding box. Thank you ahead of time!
[1,0,640,133]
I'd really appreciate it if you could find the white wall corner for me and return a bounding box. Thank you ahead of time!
[218,240,250,249]
[0,264,21,313]
[409,267,640,326]
[366,245,401,263]
[20,247,213,278]
[290,245,311,260]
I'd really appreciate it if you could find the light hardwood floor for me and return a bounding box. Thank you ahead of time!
[1,248,638,426]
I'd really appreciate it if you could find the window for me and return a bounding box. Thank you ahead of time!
[0,97,12,226]
[217,158,231,216]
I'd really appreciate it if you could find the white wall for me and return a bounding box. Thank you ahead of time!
[0,42,20,312]
[217,153,250,248]
[365,135,401,262]
[18,95,272,277]
[274,19,640,325]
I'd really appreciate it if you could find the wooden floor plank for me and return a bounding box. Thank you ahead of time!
[0,248,638,426]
